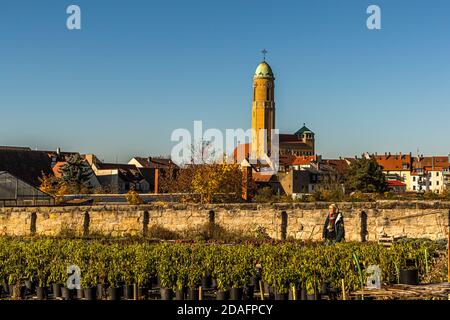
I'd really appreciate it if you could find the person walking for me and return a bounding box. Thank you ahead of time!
[322,204,345,243]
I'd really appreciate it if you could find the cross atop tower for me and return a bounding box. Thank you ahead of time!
[261,49,268,61]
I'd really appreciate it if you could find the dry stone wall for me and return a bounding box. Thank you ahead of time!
[1,201,449,240]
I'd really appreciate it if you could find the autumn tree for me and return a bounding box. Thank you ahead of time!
[159,141,244,203]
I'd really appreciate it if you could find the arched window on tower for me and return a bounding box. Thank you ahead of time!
[266,87,270,101]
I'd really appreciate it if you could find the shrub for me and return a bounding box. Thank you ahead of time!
[126,189,144,205]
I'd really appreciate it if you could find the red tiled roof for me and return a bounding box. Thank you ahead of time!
[373,154,411,171]
[253,172,275,183]
[232,143,251,163]
[413,156,449,171]
[387,180,406,187]
[291,155,318,165]
[320,159,350,174]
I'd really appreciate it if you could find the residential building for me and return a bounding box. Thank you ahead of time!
[372,153,412,190]
[86,154,156,193]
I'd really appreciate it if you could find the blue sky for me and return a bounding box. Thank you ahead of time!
[1,0,449,162]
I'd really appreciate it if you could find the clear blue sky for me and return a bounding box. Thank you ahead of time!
[1,0,450,162]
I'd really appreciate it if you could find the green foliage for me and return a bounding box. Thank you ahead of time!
[58,154,94,193]
[0,237,444,296]
[345,158,388,193]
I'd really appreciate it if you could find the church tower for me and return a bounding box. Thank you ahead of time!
[251,59,276,159]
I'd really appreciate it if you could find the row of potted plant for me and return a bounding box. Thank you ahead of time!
[0,238,441,300]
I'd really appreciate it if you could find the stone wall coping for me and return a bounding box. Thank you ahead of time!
[2,200,450,213]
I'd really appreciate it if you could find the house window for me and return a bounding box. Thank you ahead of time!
[413,186,416,191]
[413,177,416,182]
[437,181,439,186]
[436,172,439,177]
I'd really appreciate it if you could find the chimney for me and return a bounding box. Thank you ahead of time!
[154,168,159,194]
[56,147,61,156]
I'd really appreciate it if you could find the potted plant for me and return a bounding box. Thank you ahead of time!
[211,246,231,300]
[131,244,156,300]
[106,245,124,301]
[48,252,66,299]
[186,246,203,300]
[24,240,53,300]
[155,244,178,300]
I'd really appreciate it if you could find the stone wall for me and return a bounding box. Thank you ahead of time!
[1,201,449,240]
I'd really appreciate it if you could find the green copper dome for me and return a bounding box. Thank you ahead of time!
[254,61,274,78]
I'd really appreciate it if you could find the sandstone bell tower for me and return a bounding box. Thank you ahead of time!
[251,57,275,160]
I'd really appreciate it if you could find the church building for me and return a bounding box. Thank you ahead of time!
[234,57,315,163]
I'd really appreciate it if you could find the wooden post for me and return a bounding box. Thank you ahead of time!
[199,286,202,300]
[259,281,264,300]
[134,284,138,300]
[292,285,297,300]
[447,210,450,282]
[341,279,347,300]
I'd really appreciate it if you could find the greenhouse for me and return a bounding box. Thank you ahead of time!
[0,171,54,206]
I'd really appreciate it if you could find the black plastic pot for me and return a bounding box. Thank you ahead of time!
[307,294,318,300]
[138,287,148,300]
[300,288,307,300]
[47,284,53,295]
[97,284,106,300]
[36,286,48,300]
[25,280,35,294]
[84,287,97,300]
[216,290,229,300]
[275,292,289,300]
[11,285,26,299]
[160,288,173,300]
[244,285,255,300]
[61,287,74,300]
[108,287,122,301]
[175,289,185,300]
[76,288,84,299]
[211,278,218,290]
[188,288,199,300]
[2,282,9,293]
[321,281,330,295]
[230,287,243,301]
[201,274,212,289]
[263,282,275,300]
[52,283,62,298]
[399,269,419,285]
[123,284,134,300]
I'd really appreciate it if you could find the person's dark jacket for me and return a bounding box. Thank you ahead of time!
[322,212,345,242]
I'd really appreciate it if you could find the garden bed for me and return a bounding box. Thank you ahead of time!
[0,238,446,300]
